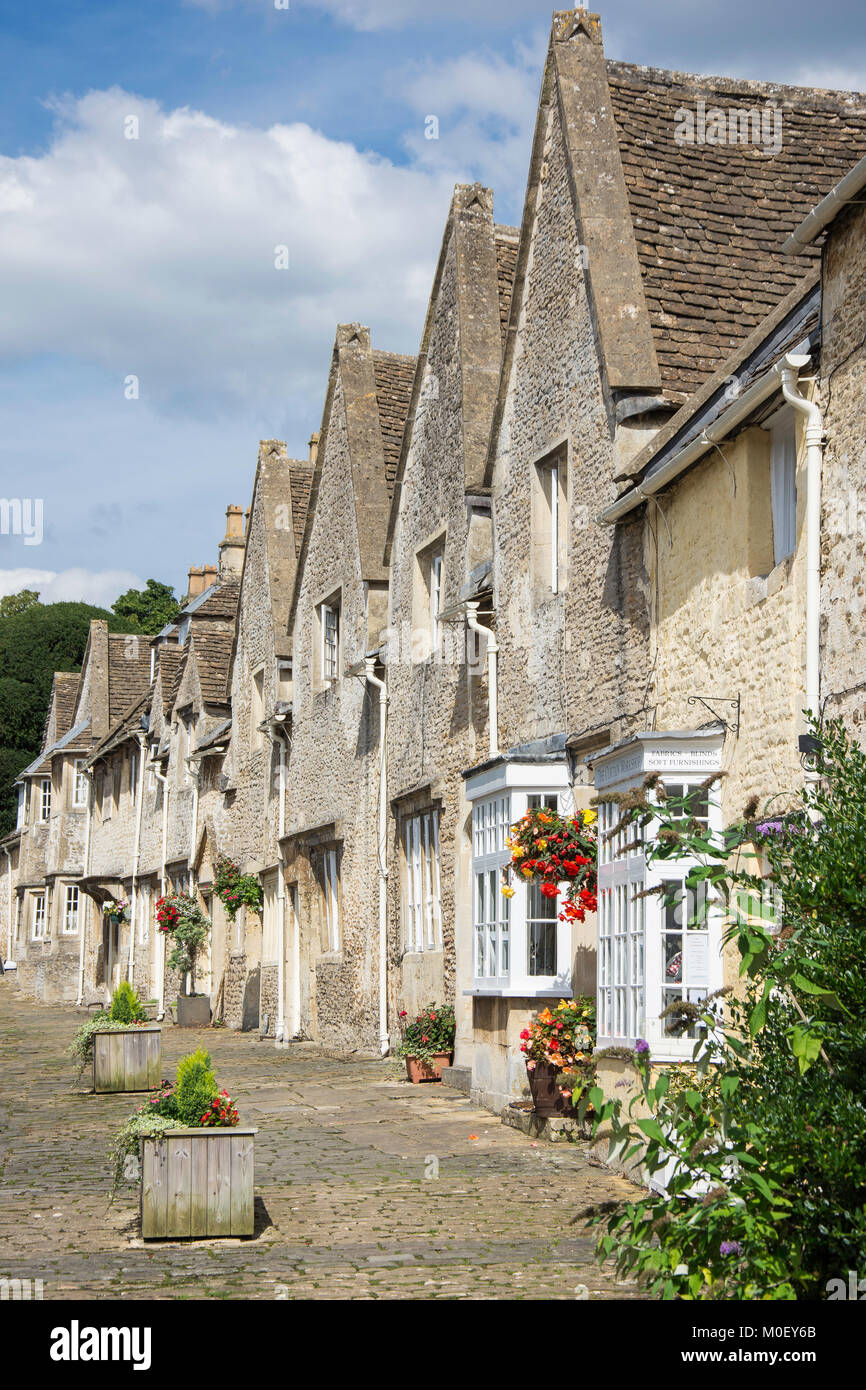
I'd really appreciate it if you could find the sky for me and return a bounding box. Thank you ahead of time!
[0,0,864,607]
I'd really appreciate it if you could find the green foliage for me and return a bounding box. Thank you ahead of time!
[109,980,147,1024]
[0,589,40,618]
[110,579,180,634]
[108,1112,177,1197]
[157,892,211,987]
[173,1048,219,1127]
[0,598,126,835]
[68,1012,141,1080]
[394,1003,456,1062]
[585,717,866,1301]
[213,857,263,922]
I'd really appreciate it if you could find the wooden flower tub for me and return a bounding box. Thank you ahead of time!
[141,1128,257,1240]
[92,1025,162,1094]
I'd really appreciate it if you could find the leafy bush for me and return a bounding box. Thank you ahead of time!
[155,892,210,989]
[213,857,263,922]
[584,717,866,1300]
[109,980,147,1024]
[68,1012,145,1080]
[173,1047,219,1126]
[394,1003,456,1062]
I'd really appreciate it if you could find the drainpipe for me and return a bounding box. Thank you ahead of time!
[2,844,13,967]
[265,714,289,1044]
[780,354,824,738]
[127,734,148,988]
[465,602,500,758]
[151,755,169,1019]
[76,766,94,1005]
[364,657,390,1057]
[185,752,200,996]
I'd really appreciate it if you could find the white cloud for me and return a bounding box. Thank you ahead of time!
[0,568,143,607]
[0,88,456,418]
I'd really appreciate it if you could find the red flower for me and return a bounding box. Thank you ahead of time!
[540,882,560,898]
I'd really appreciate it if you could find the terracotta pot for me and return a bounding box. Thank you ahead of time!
[405,1052,452,1083]
[526,1058,571,1117]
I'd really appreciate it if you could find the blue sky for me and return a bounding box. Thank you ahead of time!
[0,0,864,606]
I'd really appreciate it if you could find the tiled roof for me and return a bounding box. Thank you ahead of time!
[108,634,152,723]
[372,351,416,496]
[19,719,92,779]
[187,578,241,621]
[289,462,315,557]
[156,647,181,716]
[52,672,81,739]
[190,630,235,705]
[606,62,866,400]
[89,690,150,763]
[494,226,519,343]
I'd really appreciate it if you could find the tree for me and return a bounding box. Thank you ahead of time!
[111,580,180,634]
[0,600,128,836]
[0,590,40,619]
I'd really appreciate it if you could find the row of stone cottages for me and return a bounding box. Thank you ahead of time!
[3,11,866,1110]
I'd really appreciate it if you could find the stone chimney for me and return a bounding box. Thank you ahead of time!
[202,564,218,590]
[218,504,246,576]
[308,432,320,466]
[187,565,205,600]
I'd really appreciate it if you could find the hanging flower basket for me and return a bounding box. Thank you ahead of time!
[501,807,598,921]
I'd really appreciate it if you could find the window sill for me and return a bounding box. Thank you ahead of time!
[465,985,572,999]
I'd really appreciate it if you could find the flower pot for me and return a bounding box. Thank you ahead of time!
[93,1025,161,1093]
[140,1127,256,1239]
[526,1058,572,1117]
[405,1052,452,1083]
[176,994,211,1028]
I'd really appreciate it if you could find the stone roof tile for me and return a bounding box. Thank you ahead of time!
[372,350,416,496]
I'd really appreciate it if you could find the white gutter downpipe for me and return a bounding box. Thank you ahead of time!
[780,359,825,730]
[364,658,390,1057]
[466,602,499,758]
[151,755,169,1019]
[2,844,14,968]
[127,733,148,988]
[265,715,289,1045]
[76,767,94,1006]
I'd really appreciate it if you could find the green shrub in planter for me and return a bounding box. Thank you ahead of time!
[109,980,147,1024]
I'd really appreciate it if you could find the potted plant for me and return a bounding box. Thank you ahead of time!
[395,1003,455,1083]
[110,1047,256,1239]
[102,897,130,926]
[70,981,161,1092]
[213,856,263,922]
[156,891,212,1026]
[501,804,597,923]
[520,997,596,1117]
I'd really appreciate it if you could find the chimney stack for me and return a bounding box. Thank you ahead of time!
[202,564,218,590]
[187,565,205,599]
[219,504,246,576]
[308,432,320,466]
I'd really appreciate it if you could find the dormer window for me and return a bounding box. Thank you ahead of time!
[39,777,51,823]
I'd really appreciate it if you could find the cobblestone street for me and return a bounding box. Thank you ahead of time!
[0,988,643,1300]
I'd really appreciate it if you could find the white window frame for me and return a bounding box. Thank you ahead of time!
[768,407,797,565]
[465,765,574,997]
[39,777,51,823]
[322,847,340,952]
[320,601,340,687]
[63,884,79,935]
[32,893,46,940]
[429,551,443,654]
[594,736,725,1062]
[402,809,442,952]
[16,784,26,828]
[73,759,88,808]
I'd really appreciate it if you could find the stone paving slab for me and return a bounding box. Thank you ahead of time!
[0,986,644,1300]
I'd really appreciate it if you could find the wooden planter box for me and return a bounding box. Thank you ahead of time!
[141,1128,256,1240]
[92,1025,162,1094]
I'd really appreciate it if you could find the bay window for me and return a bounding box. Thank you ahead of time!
[593,732,725,1061]
[466,760,574,996]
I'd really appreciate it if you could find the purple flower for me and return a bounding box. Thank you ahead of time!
[634,1039,650,1054]
[720,1240,743,1257]
[756,820,785,836]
